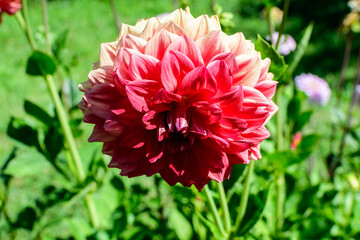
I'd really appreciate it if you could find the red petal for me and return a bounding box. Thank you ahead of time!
[207,60,232,93]
[161,50,195,92]
[129,53,161,81]
[166,35,204,67]
[145,29,179,61]
[177,66,217,101]
[196,31,230,64]
[126,79,162,112]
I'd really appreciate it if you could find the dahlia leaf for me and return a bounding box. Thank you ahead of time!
[14,207,37,230]
[44,126,64,160]
[52,28,69,61]
[255,35,287,82]
[7,117,42,153]
[292,110,313,134]
[24,100,54,126]
[26,51,57,76]
[169,208,193,240]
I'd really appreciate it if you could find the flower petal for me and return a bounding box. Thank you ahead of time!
[207,60,232,93]
[233,54,261,87]
[184,15,221,41]
[166,35,204,66]
[161,50,195,92]
[99,41,118,67]
[177,67,217,101]
[118,34,147,53]
[145,29,179,61]
[196,30,230,64]
[128,53,161,81]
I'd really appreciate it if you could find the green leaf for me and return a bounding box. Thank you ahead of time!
[1,148,17,175]
[296,134,321,159]
[26,51,57,76]
[237,188,269,235]
[292,110,313,133]
[255,34,288,82]
[65,218,92,240]
[287,96,301,121]
[44,126,64,160]
[169,208,193,240]
[14,207,37,230]
[287,22,314,77]
[24,100,54,126]
[7,118,42,152]
[52,28,69,60]
[196,212,224,240]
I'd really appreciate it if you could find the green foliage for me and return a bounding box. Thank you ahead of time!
[26,51,57,76]
[255,35,288,83]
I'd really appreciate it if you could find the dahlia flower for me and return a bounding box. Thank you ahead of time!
[266,32,296,56]
[295,73,331,106]
[0,0,21,24]
[79,8,278,190]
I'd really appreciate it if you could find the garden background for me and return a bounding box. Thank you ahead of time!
[0,0,360,239]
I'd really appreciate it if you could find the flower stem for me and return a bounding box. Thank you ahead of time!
[216,182,231,233]
[108,0,121,32]
[204,184,227,237]
[233,160,254,233]
[41,0,51,53]
[275,0,290,50]
[44,75,86,181]
[21,0,37,50]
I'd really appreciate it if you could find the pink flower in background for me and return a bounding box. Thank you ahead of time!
[290,132,302,150]
[266,32,296,56]
[79,8,278,190]
[0,0,21,24]
[295,73,331,106]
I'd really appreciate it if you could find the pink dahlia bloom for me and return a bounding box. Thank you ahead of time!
[0,0,22,24]
[79,8,278,190]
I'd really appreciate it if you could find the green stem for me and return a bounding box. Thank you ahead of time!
[266,6,274,45]
[275,0,290,51]
[108,0,121,32]
[204,184,227,237]
[276,87,284,151]
[233,160,254,233]
[217,182,231,233]
[41,0,51,53]
[21,0,37,50]
[45,75,85,182]
[275,173,285,234]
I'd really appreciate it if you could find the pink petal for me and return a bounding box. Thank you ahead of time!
[139,17,162,40]
[145,29,179,61]
[157,21,187,36]
[128,53,161,81]
[184,15,221,41]
[208,52,238,74]
[88,66,113,86]
[126,79,162,112]
[254,80,278,101]
[99,42,117,67]
[227,32,255,57]
[118,34,147,53]
[233,54,261,87]
[177,67,217,101]
[166,35,204,66]
[242,86,269,107]
[196,31,230,64]
[161,50,195,92]
[258,58,271,82]
[83,84,118,119]
[114,47,139,79]
[207,60,232,93]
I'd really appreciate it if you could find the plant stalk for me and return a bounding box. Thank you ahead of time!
[217,182,231,233]
[233,160,255,233]
[41,0,51,53]
[108,0,121,32]
[204,184,227,237]
[275,0,290,50]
